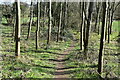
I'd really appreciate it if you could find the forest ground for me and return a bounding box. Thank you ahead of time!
[0,20,120,79]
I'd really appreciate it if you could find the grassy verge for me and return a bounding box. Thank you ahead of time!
[0,23,71,78]
[64,22,119,79]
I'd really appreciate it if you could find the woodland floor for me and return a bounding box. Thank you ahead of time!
[54,41,75,79]
[0,23,120,79]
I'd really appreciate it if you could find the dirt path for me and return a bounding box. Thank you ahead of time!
[54,43,75,79]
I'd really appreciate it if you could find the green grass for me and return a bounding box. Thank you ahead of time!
[1,19,119,79]
[0,23,71,78]
[112,21,120,32]
[64,29,119,79]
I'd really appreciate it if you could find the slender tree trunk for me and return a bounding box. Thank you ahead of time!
[98,2,106,75]
[57,3,62,42]
[105,4,109,41]
[27,0,33,40]
[83,19,86,47]
[107,7,111,43]
[109,11,114,34]
[84,2,94,58]
[61,2,67,41]
[13,17,16,37]
[15,0,21,56]
[47,0,52,45]
[98,16,101,35]
[80,2,84,50]
[65,1,68,29]
[94,3,100,32]
[36,1,40,50]
[43,2,46,28]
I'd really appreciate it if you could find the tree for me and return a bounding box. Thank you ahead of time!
[79,2,84,50]
[57,2,62,42]
[94,2,101,32]
[84,2,94,58]
[98,2,106,75]
[15,0,21,56]
[36,1,40,50]
[47,0,52,45]
[27,0,33,40]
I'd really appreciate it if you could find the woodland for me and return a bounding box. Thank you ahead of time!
[0,0,120,79]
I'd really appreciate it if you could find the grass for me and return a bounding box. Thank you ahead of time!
[0,23,71,78]
[112,20,120,32]
[0,18,119,79]
[63,21,119,79]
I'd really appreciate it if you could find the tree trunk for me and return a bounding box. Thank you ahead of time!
[109,10,114,34]
[27,0,33,40]
[47,1,52,45]
[15,0,21,56]
[98,15,101,35]
[84,2,94,58]
[105,4,109,41]
[80,2,84,50]
[36,1,40,50]
[98,2,106,75]
[108,7,111,43]
[94,3,100,32]
[43,2,46,28]
[57,3,62,42]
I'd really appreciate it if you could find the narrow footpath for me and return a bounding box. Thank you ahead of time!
[54,42,75,79]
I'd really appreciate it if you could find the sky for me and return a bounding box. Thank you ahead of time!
[0,0,119,4]
[0,0,31,4]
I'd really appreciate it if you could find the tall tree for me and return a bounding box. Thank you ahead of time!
[36,1,40,50]
[98,2,106,75]
[84,2,94,57]
[15,0,21,56]
[27,0,33,40]
[57,3,62,42]
[47,0,52,45]
[94,2,101,32]
[79,2,84,50]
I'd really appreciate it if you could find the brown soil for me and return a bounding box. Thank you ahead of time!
[54,43,75,80]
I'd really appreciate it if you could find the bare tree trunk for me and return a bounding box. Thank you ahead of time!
[80,2,84,50]
[13,17,16,37]
[65,1,68,30]
[94,2,100,32]
[36,1,40,50]
[107,6,111,43]
[57,3,62,42]
[47,0,52,45]
[15,0,21,56]
[98,15,101,35]
[105,4,109,41]
[98,2,106,75]
[43,2,46,28]
[27,0,33,40]
[83,19,86,48]
[84,2,94,58]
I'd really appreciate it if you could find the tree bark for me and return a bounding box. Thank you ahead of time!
[84,2,94,57]
[98,2,106,75]
[36,1,40,50]
[47,0,52,45]
[80,2,84,50]
[15,0,21,56]
[94,2,100,32]
[105,3,109,41]
[27,0,33,40]
[57,3,62,42]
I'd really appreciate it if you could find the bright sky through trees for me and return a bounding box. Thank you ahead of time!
[0,0,31,4]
